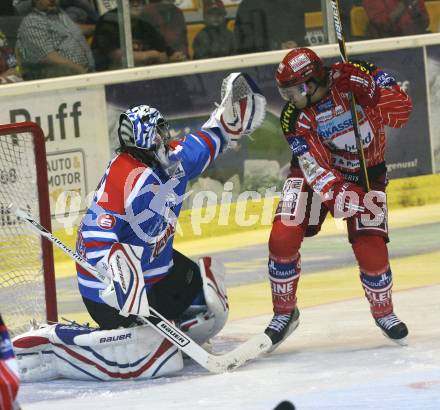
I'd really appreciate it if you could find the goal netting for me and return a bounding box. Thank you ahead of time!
[0,122,57,337]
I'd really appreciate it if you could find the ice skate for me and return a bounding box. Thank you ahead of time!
[375,312,408,346]
[264,307,300,353]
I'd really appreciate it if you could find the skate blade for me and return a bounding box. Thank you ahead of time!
[382,332,408,347]
[267,318,300,354]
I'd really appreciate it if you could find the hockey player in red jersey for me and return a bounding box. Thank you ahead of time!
[0,315,20,410]
[264,47,412,350]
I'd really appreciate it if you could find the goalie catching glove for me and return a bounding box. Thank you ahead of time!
[204,72,267,147]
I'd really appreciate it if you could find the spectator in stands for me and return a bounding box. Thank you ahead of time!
[193,0,236,60]
[13,0,98,37]
[60,0,98,25]
[0,30,22,84]
[12,0,32,15]
[0,0,22,48]
[92,0,184,71]
[234,0,307,54]
[363,0,430,38]
[144,0,188,60]
[16,0,95,80]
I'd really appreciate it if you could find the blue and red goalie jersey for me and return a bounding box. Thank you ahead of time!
[76,127,225,303]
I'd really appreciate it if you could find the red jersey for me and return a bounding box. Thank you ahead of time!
[280,60,412,196]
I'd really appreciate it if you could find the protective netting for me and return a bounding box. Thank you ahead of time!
[0,131,46,336]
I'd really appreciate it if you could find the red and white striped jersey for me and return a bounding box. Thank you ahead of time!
[280,60,412,195]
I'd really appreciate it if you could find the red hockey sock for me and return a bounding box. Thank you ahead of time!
[268,220,304,315]
[360,270,394,318]
[268,254,301,314]
[352,235,394,317]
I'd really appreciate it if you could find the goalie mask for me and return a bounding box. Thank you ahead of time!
[118,105,171,151]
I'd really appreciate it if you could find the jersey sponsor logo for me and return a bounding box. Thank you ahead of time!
[281,103,295,134]
[316,110,333,122]
[318,117,354,139]
[313,173,336,194]
[317,110,374,152]
[316,105,344,123]
[340,131,373,153]
[334,105,345,116]
[97,213,116,230]
[332,154,360,170]
[316,98,333,112]
[287,136,309,156]
[150,222,176,262]
[298,153,325,184]
[288,54,311,72]
[99,333,132,343]
[157,321,190,347]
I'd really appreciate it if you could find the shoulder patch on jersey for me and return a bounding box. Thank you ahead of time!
[280,103,300,136]
[97,153,148,214]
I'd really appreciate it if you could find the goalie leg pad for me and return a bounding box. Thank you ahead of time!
[13,323,183,381]
[179,257,229,344]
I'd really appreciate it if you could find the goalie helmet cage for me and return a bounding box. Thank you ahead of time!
[0,121,57,336]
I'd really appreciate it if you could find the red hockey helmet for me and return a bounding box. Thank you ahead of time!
[276,47,326,88]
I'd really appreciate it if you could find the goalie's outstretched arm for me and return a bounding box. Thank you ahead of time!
[171,72,267,180]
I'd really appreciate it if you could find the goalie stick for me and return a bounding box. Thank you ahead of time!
[12,205,272,374]
[329,0,370,192]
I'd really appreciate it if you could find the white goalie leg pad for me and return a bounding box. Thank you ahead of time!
[180,257,229,344]
[100,242,150,317]
[13,323,183,381]
[204,72,266,148]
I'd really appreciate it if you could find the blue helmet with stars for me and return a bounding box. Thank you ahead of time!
[118,105,171,151]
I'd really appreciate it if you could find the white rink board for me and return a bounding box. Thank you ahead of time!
[0,86,110,230]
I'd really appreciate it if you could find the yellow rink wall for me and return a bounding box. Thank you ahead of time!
[52,173,440,263]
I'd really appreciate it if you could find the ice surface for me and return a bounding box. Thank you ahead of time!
[18,285,440,410]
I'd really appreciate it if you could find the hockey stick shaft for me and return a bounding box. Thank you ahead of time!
[329,0,370,192]
[12,205,271,373]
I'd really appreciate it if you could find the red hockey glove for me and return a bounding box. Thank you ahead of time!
[332,62,380,108]
[324,182,386,224]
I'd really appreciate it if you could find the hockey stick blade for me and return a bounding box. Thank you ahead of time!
[13,206,272,374]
